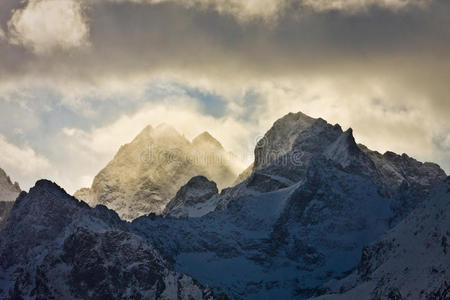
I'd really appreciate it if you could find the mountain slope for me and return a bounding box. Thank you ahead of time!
[316,177,450,300]
[74,124,239,220]
[0,168,21,229]
[0,180,217,300]
[163,176,219,218]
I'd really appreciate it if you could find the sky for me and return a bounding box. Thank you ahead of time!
[0,0,449,193]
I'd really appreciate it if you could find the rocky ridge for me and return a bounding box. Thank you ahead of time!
[0,180,218,300]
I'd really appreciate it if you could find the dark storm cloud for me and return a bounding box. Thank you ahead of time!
[1,0,449,79]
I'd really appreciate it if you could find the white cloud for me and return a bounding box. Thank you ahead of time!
[302,0,430,13]
[8,0,89,54]
[0,135,50,189]
[104,0,430,20]
[106,0,284,20]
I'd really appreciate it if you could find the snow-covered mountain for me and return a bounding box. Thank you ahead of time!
[168,112,446,219]
[2,111,447,299]
[0,180,218,299]
[316,177,450,299]
[75,124,239,220]
[129,112,447,298]
[0,168,21,228]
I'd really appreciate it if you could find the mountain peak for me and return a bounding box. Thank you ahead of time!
[163,175,218,218]
[0,168,21,202]
[76,123,237,220]
[131,125,153,144]
[34,179,62,191]
[153,123,188,143]
[140,124,153,135]
[0,168,20,190]
[282,111,316,122]
[323,127,362,168]
[27,180,86,207]
[192,131,224,150]
[254,111,318,170]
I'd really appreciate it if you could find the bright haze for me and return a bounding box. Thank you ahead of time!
[0,0,449,193]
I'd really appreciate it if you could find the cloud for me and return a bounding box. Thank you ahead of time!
[0,134,50,188]
[7,0,89,54]
[0,0,448,192]
[441,135,450,150]
[146,0,284,20]
[102,0,431,20]
[302,0,430,12]
[62,97,253,165]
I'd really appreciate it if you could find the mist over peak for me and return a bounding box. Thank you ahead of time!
[192,131,224,150]
[74,122,239,220]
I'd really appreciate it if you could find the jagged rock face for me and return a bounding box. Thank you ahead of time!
[360,145,446,196]
[233,163,253,186]
[0,180,216,300]
[164,176,219,218]
[0,168,21,229]
[0,202,14,229]
[316,178,450,300]
[74,124,238,220]
[0,168,20,203]
[254,111,316,171]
